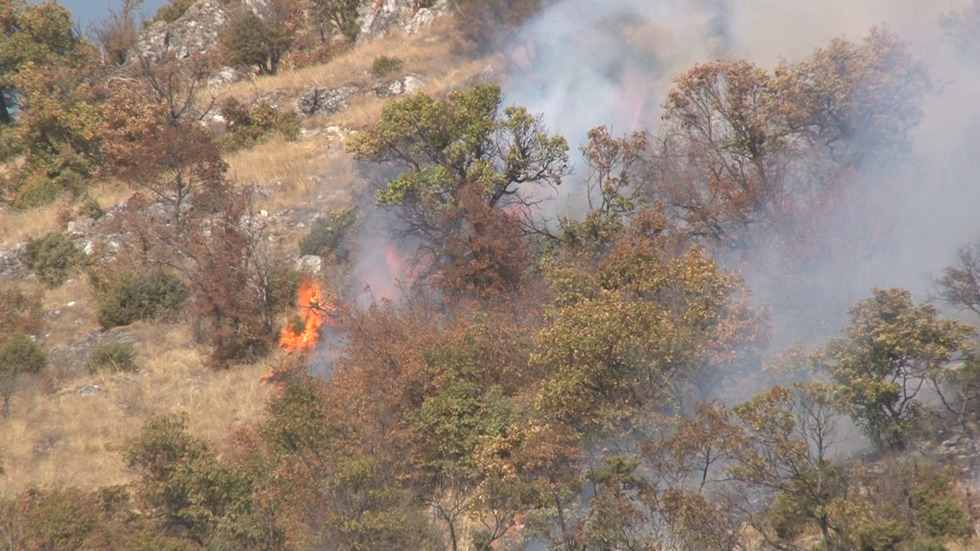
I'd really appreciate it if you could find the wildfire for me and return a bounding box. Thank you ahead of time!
[279,279,332,355]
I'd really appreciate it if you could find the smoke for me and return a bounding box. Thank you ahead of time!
[500,0,980,346]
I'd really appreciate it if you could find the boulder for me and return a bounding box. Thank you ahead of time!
[132,0,231,63]
[298,85,359,116]
[373,74,424,98]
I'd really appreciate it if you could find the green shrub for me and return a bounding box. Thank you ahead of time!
[371,55,404,77]
[219,98,299,151]
[150,0,195,23]
[14,175,65,210]
[0,332,46,376]
[97,270,189,328]
[24,232,86,288]
[858,520,908,551]
[88,341,138,374]
[76,196,104,220]
[298,204,358,261]
[915,495,971,540]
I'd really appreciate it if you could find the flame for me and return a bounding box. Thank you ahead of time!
[279,279,332,355]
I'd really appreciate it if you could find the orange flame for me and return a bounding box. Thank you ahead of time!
[279,279,332,354]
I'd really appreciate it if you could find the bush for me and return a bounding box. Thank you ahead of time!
[24,232,86,288]
[0,332,46,376]
[371,55,404,77]
[77,196,104,220]
[14,175,65,209]
[219,98,299,151]
[97,270,190,328]
[298,204,358,261]
[150,0,195,23]
[88,341,138,374]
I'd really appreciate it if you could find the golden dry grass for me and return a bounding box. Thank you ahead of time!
[0,203,63,244]
[0,323,274,494]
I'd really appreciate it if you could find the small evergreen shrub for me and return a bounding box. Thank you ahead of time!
[14,176,64,210]
[0,332,46,376]
[371,55,404,77]
[151,0,194,23]
[88,341,138,374]
[24,232,86,288]
[97,270,190,328]
[298,204,357,261]
[76,196,104,220]
[220,98,300,151]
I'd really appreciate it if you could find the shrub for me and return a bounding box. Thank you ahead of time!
[77,196,104,220]
[88,341,138,374]
[97,269,190,328]
[298,204,358,261]
[0,332,46,376]
[0,332,46,416]
[14,175,65,209]
[150,0,195,23]
[24,232,87,288]
[219,98,299,151]
[371,55,404,77]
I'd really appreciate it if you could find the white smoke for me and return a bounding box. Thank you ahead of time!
[500,0,980,344]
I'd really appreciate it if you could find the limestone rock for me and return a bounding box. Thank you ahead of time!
[298,85,359,116]
[373,73,424,98]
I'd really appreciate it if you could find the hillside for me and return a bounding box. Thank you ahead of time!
[1,0,980,550]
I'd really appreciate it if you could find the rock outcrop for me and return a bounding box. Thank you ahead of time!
[132,0,231,63]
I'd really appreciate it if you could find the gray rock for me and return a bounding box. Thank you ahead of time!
[77,385,102,397]
[373,73,424,98]
[298,85,359,116]
[66,218,94,236]
[297,255,323,275]
[404,7,436,34]
[132,0,231,63]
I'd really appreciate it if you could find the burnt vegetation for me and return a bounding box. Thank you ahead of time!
[1,1,980,550]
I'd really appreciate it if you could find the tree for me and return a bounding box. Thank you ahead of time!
[730,383,861,551]
[938,239,980,316]
[823,288,974,451]
[93,0,144,66]
[649,28,930,252]
[348,84,569,280]
[123,413,259,548]
[307,0,360,42]
[0,0,80,125]
[534,242,766,437]
[224,1,302,75]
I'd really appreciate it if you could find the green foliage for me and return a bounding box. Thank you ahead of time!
[858,520,907,551]
[0,331,46,416]
[371,55,404,77]
[76,196,104,220]
[13,174,64,209]
[308,0,360,42]
[150,0,195,23]
[23,231,85,288]
[824,288,974,451]
[97,269,189,328]
[535,245,766,434]
[298,203,358,261]
[223,2,300,75]
[124,413,259,548]
[0,331,45,376]
[219,97,299,151]
[88,341,138,374]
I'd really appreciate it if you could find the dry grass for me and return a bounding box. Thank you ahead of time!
[226,136,357,212]
[0,323,274,494]
[0,204,62,245]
